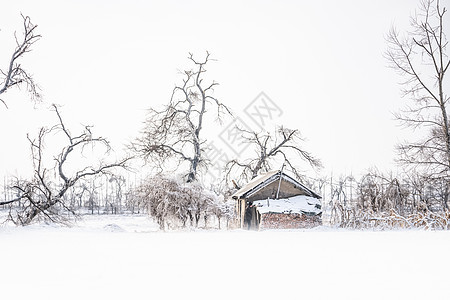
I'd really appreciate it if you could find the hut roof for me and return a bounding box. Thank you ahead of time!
[231,170,321,200]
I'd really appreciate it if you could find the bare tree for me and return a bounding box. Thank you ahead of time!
[0,105,130,225]
[386,0,450,180]
[133,52,231,183]
[225,126,321,183]
[84,181,102,214]
[105,175,126,214]
[130,174,228,230]
[0,14,40,108]
[210,197,234,229]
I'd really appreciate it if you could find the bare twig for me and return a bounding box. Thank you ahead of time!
[225,126,321,184]
[0,14,41,107]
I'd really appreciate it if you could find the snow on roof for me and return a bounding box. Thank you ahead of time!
[253,195,321,215]
[231,170,321,200]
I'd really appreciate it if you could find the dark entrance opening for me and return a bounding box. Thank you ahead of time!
[244,202,260,230]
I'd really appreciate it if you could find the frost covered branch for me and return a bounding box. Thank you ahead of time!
[0,14,41,108]
[225,126,321,184]
[132,52,231,183]
[3,106,130,225]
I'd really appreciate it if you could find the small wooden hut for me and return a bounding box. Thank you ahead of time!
[231,170,322,230]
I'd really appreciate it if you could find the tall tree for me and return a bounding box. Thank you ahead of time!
[386,0,450,179]
[0,14,40,108]
[133,52,230,182]
[225,126,321,184]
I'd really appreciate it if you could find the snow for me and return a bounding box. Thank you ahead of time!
[1,214,449,300]
[253,195,321,215]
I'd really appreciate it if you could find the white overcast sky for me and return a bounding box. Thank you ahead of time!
[1,0,445,180]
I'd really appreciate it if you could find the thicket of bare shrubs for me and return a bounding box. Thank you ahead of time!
[127,175,234,230]
[329,170,450,230]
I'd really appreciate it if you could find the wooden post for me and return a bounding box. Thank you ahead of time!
[238,199,246,229]
[276,163,285,200]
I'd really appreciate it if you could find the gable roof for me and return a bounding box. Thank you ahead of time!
[231,170,321,200]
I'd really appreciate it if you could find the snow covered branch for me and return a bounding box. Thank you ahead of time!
[3,106,130,225]
[0,14,41,108]
[129,175,234,230]
[132,52,231,183]
[225,126,321,184]
[385,0,450,179]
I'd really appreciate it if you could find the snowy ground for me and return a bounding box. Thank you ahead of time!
[1,214,449,300]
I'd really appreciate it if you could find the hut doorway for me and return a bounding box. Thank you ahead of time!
[244,202,261,230]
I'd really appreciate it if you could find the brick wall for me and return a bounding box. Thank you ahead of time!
[260,212,322,229]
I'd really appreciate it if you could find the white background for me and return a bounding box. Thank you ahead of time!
[1,0,447,180]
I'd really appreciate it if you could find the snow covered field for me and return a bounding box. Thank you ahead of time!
[1,214,449,300]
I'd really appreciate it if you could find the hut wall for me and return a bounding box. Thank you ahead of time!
[260,212,322,229]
